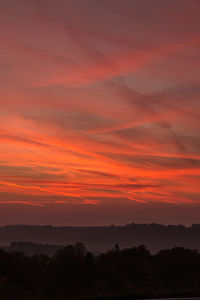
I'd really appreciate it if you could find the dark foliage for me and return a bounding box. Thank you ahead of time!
[0,243,200,299]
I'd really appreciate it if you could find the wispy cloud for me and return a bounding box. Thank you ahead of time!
[0,0,199,219]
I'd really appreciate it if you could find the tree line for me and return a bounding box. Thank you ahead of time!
[1,243,200,299]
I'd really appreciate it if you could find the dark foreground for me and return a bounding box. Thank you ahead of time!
[1,244,200,299]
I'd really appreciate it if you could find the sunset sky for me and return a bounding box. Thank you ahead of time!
[0,0,200,225]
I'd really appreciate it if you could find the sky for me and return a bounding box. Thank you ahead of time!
[0,0,200,225]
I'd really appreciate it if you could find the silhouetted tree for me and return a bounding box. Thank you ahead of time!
[0,243,200,299]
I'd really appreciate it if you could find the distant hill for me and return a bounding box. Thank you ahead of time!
[1,223,200,253]
[3,241,62,256]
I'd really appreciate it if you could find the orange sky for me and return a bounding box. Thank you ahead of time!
[0,0,200,225]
